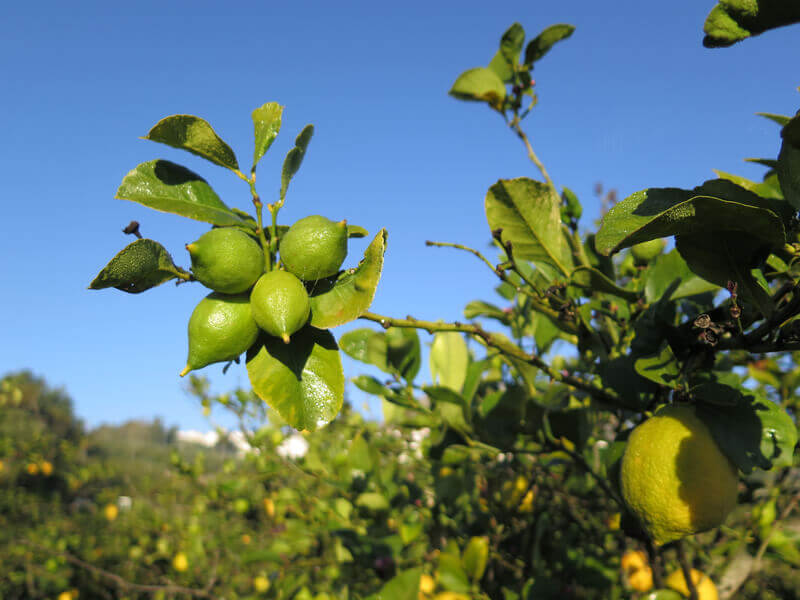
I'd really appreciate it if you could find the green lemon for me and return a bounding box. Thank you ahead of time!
[180,292,260,376]
[631,238,666,264]
[279,215,348,281]
[250,270,311,343]
[187,228,264,293]
[620,404,738,546]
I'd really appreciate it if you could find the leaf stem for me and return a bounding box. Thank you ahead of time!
[359,311,630,409]
[509,116,557,196]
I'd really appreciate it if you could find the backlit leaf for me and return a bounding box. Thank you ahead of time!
[449,67,506,107]
[430,332,469,392]
[252,102,283,170]
[144,114,239,171]
[281,124,314,199]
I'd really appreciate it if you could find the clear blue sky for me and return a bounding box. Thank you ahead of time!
[1,1,798,430]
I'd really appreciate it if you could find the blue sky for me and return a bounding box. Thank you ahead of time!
[1,1,798,430]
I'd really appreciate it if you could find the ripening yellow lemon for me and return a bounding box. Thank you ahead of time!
[26,463,39,475]
[621,550,653,592]
[419,573,436,595]
[40,460,53,476]
[172,552,189,572]
[620,405,738,545]
[253,575,270,593]
[621,550,648,573]
[432,593,470,600]
[57,592,72,600]
[628,567,653,592]
[665,568,718,600]
[104,503,119,522]
[241,534,252,545]
[264,497,276,518]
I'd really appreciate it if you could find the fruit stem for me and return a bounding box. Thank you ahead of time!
[179,365,191,378]
[281,333,291,344]
[246,174,272,271]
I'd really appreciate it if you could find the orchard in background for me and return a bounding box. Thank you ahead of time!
[4,2,800,599]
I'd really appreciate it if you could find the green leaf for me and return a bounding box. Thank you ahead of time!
[347,224,369,238]
[462,536,489,583]
[644,250,720,303]
[246,327,344,431]
[703,1,800,47]
[595,179,786,256]
[778,116,800,211]
[144,114,239,171]
[309,229,387,328]
[280,124,314,200]
[675,231,774,316]
[500,22,525,64]
[251,102,283,171]
[355,492,389,511]
[524,24,575,65]
[430,332,469,391]
[486,178,573,280]
[386,328,421,382]
[634,343,681,389]
[568,266,639,302]
[464,300,511,324]
[351,375,391,396]
[757,112,792,127]
[427,386,470,432]
[696,385,798,473]
[349,433,373,472]
[89,239,188,293]
[438,552,471,593]
[339,329,389,371]
[371,568,422,600]
[488,51,514,83]
[116,160,247,227]
[712,169,782,199]
[448,67,506,107]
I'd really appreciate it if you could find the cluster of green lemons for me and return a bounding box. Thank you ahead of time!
[179,215,348,377]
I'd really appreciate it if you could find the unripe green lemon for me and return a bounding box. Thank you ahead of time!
[631,238,666,264]
[250,271,311,343]
[187,228,264,293]
[620,404,738,546]
[180,292,260,376]
[279,215,348,281]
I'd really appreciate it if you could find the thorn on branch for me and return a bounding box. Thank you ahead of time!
[122,221,142,239]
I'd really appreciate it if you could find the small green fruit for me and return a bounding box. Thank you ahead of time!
[250,271,311,343]
[187,228,264,293]
[279,215,348,281]
[181,293,260,376]
[631,238,666,264]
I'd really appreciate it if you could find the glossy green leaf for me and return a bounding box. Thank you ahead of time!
[116,160,247,227]
[251,102,283,170]
[347,224,369,238]
[703,1,800,47]
[462,536,489,583]
[569,266,639,302]
[438,551,471,593]
[644,250,720,303]
[430,332,469,392]
[712,169,782,199]
[448,67,506,106]
[281,124,314,199]
[696,385,798,473]
[370,568,422,600]
[246,327,344,431]
[500,22,525,64]
[309,229,387,328]
[89,239,188,293]
[524,24,575,65]
[351,375,392,396]
[486,178,573,280]
[339,329,389,371]
[596,179,785,256]
[675,231,774,316]
[144,115,239,171]
[634,343,681,389]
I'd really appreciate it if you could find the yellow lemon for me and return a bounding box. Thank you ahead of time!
[104,503,119,521]
[172,552,189,572]
[254,575,270,593]
[620,405,738,545]
[665,568,718,600]
[621,549,648,573]
[433,593,470,600]
[627,567,653,593]
[264,497,276,518]
[40,460,53,476]
[241,534,252,545]
[26,463,39,475]
[57,593,72,600]
[419,573,436,595]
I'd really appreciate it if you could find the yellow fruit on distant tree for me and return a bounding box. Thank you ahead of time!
[502,475,535,512]
[620,404,738,545]
[621,549,648,573]
[241,533,252,545]
[606,512,621,530]
[253,575,270,593]
[264,497,276,518]
[104,503,119,521]
[665,568,718,600]
[40,460,53,476]
[433,593,470,600]
[57,592,72,600]
[172,552,189,572]
[26,463,39,475]
[0,459,5,472]
[621,550,653,592]
[419,573,436,595]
